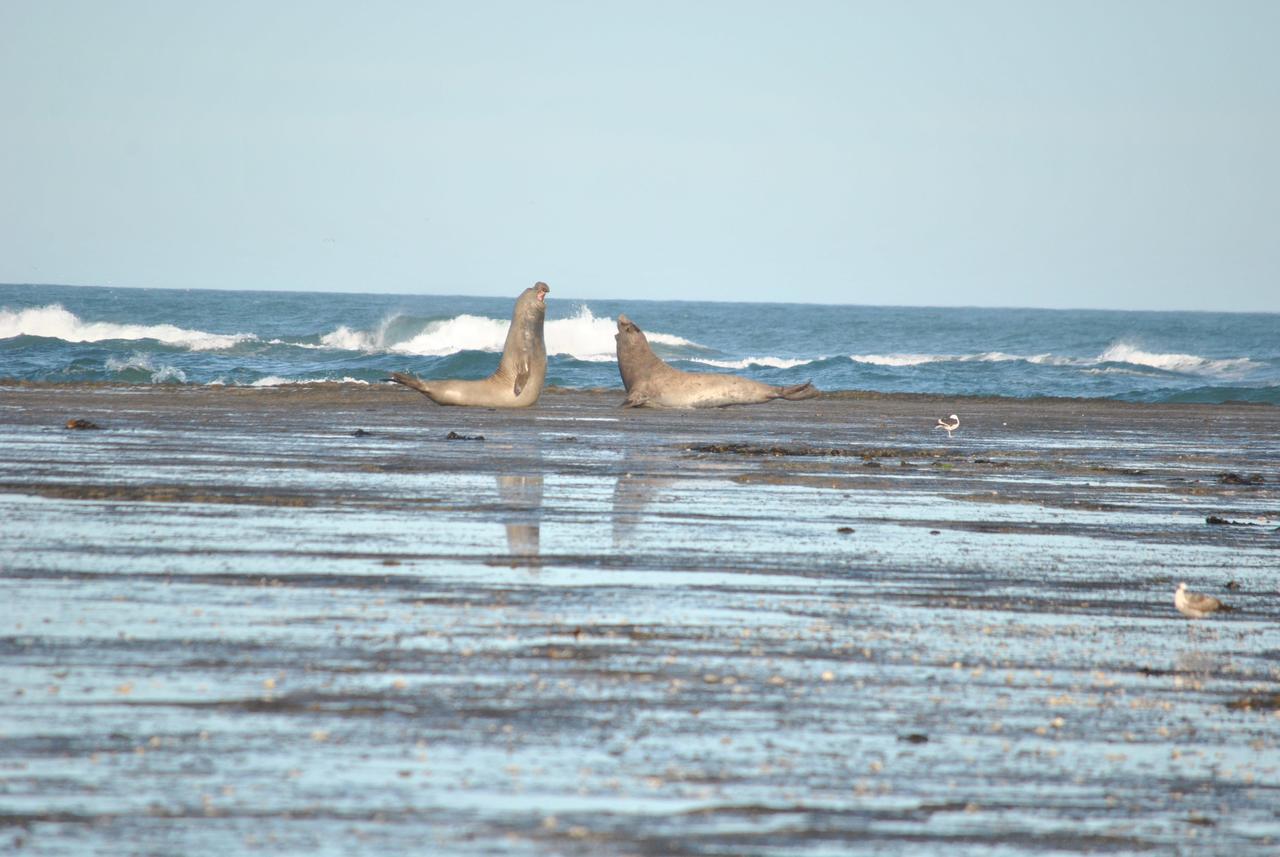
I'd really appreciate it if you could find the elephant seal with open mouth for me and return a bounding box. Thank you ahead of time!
[390,282,549,407]
[614,314,818,408]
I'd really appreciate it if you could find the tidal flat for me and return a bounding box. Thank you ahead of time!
[1,383,1278,855]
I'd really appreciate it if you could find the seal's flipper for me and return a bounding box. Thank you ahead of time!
[513,361,529,397]
[778,381,819,401]
[389,372,432,395]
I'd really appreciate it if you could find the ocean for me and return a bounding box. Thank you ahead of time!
[2,283,1277,404]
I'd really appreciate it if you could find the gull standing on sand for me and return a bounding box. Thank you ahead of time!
[936,414,960,438]
[1174,582,1231,618]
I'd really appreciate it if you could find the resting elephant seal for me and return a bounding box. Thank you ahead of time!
[390,282,549,407]
[614,314,819,408]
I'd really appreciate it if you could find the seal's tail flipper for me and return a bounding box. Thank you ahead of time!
[389,371,433,396]
[777,381,819,401]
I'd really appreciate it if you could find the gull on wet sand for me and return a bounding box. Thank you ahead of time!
[1174,582,1231,619]
[936,414,960,437]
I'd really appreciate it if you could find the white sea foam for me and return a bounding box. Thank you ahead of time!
[1025,353,1082,366]
[0,304,253,350]
[104,353,188,383]
[250,376,370,387]
[544,305,631,361]
[692,356,815,370]
[313,313,505,355]
[849,352,1025,367]
[546,304,697,360]
[317,305,695,362]
[1084,367,1163,378]
[318,326,376,352]
[966,351,1023,363]
[389,314,510,356]
[849,353,939,367]
[1097,342,1259,377]
[318,314,406,352]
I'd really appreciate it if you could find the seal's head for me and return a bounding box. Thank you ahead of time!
[615,314,647,351]
[514,281,550,324]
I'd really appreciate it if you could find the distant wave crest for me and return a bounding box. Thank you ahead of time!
[850,341,1262,379]
[691,356,815,370]
[0,304,253,351]
[850,351,1024,367]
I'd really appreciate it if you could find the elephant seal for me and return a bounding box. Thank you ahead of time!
[390,282,549,407]
[614,314,819,408]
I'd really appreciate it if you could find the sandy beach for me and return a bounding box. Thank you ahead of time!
[2,383,1278,855]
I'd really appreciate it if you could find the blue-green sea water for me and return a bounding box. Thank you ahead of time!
[2,283,1277,403]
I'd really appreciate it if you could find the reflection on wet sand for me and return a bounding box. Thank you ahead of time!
[497,473,542,566]
[611,470,676,547]
[1174,649,1227,691]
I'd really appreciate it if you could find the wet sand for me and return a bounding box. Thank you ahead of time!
[2,383,1278,855]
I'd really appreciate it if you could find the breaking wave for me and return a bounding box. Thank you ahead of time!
[850,351,1030,367]
[322,313,509,355]
[249,376,371,387]
[316,305,694,362]
[0,304,254,351]
[1096,343,1261,377]
[691,356,815,370]
[104,353,188,384]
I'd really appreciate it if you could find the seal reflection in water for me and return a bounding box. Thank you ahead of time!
[611,463,676,547]
[498,474,542,568]
[390,282,549,407]
[614,314,819,408]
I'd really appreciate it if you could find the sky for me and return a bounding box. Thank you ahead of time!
[1,1,1277,311]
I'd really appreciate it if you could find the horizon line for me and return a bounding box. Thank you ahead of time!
[2,280,1276,317]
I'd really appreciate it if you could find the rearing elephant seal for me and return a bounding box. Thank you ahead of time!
[390,282,549,407]
[615,314,819,408]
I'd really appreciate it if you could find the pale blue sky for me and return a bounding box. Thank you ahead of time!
[2,1,1276,310]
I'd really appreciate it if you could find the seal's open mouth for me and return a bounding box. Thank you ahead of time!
[535,282,550,303]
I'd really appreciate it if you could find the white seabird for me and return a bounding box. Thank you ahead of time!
[1174,582,1231,619]
[935,414,960,438]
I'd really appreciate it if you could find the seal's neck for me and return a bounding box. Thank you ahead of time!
[618,334,666,388]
